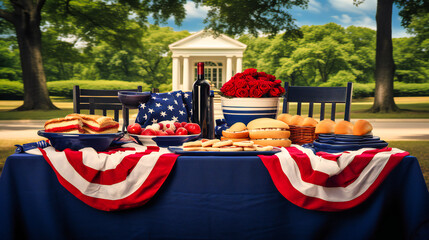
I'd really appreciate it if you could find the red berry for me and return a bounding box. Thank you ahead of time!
[181,122,187,127]
[127,123,142,135]
[141,129,156,135]
[184,123,201,134]
[165,129,175,135]
[175,127,188,135]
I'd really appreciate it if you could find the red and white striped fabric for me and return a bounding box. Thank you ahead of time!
[259,145,409,212]
[28,143,178,211]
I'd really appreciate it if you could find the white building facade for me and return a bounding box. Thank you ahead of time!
[168,31,247,91]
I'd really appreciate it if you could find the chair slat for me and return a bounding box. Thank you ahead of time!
[78,104,123,111]
[80,89,140,96]
[79,97,121,104]
[297,102,302,115]
[308,103,314,117]
[287,86,347,103]
[331,103,336,121]
[320,103,325,120]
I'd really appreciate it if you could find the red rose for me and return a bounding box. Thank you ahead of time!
[235,79,248,89]
[248,80,259,87]
[236,88,249,97]
[258,72,268,78]
[244,75,255,82]
[220,81,234,94]
[244,68,257,75]
[258,77,268,82]
[274,80,282,85]
[269,87,282,97]
[225,88,236,97]
[267,74,276,81]
[258,81,271,94]
[249,86,263,98]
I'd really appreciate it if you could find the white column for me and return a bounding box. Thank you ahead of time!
[236,57,242,73]
[172,57,180,91]
[183,57,190,91]
[226,57,232,83]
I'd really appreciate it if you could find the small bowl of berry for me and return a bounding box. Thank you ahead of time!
[127,121,201,147]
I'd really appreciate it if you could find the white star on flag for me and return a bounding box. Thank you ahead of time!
[152,96,157,100]
[156,103,161,107]
[167,105,174,111]
[162,98,168,101]
[176,92,181,97]
[184,93,189,98]
[172,116,178,122]
[140,103,146,109]
[148,108,154,113]
[182,103,186,107]
[160,111,167,117]
[174,100,178,105]
[179,110,185,115]
[144,114,147,120]
[152,118,158,123]
[167,92,172,95]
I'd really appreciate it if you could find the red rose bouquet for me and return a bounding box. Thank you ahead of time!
[220,68,285,98]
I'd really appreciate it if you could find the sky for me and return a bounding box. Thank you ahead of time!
[154,0,410,38]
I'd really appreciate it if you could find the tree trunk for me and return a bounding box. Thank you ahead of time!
[13,2,57,110]
[370,0,399,113]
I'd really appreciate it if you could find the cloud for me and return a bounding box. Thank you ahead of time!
[308,0,322,13]
[184,1,210,18]
[332,14,352,24]
[354,15,376,29]
[328,0,377,14]
[392,28,413,38]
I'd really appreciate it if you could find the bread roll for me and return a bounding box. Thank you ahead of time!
[289,115,304,126]
[315,119,335,134]
[277,113,293,125]
[247,118,291,147]
[222,122,249,138]
[353,119,373,136]
[301,117,318,127]
[334,120,353,135]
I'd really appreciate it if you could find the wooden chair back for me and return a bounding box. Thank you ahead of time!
[73,85,143,122]
[282,82,353,121]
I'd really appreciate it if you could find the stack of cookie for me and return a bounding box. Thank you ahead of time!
[182,139,274,152]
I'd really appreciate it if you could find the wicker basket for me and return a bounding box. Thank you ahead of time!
[289,125,316,145]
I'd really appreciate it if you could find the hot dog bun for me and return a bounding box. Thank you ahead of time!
[247,118,291,147]
[334,120,353,135]
[222,122,249,138]
[353,119,373,136]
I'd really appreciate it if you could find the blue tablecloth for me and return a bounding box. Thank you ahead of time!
[1,153,428,240]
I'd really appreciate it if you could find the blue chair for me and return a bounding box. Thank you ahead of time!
[282,82,353,121]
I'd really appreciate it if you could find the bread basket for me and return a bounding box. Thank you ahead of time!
[289,125,316,145]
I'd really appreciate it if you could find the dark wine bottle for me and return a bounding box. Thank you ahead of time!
[192,62,211,138]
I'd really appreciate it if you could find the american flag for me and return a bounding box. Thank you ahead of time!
[136,90,190,127]
[259,145,409,211]
[27,143,178,211]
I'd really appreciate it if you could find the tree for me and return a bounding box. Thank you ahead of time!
[0,0,308,110]
[354,0,428,113]
[0,0,187,110]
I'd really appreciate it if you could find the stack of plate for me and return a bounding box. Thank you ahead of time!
[312,134,388,153]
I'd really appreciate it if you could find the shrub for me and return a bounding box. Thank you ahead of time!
[0,79,23,100]
[47,80,151,98]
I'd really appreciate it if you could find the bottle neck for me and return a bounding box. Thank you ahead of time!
[197,62,204,81]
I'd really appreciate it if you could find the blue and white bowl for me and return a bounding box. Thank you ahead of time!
[221,97,280,126]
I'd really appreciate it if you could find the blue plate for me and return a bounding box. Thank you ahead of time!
[130,134,200,147]
[168,147,281,156]
[37,130,124,151]
[313,140,388,152]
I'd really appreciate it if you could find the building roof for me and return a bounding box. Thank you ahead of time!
[169,30,247,50]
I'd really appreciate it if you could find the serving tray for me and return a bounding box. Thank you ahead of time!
[168,147,281,156]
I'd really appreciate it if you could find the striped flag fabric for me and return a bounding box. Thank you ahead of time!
[259,145,409,211]
[27,143,178,211]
